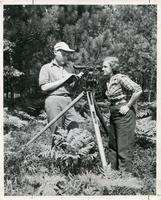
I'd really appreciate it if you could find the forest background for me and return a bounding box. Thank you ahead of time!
[4,5,156,107]
[3,5,157,196]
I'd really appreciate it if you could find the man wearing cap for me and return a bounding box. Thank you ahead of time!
[39,42,82,148]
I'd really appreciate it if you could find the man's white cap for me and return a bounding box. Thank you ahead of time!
[54,42,75,52]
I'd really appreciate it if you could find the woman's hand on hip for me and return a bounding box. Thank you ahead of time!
[119,105,129,115]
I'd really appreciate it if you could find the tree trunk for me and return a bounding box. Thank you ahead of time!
[148,67,155,102]
[10,80,15,109]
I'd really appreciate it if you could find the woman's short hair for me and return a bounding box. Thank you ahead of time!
[103,56,119,74]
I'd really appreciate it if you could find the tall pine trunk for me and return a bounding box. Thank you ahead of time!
[148,66,155,102]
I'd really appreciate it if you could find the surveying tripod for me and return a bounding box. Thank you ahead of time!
[24,90,109,170]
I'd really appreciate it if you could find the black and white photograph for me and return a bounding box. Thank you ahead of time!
[2,2,159,197]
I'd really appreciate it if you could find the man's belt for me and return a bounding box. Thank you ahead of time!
[52,93,70,97]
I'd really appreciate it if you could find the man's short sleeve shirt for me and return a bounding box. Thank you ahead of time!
[39,61,73,95]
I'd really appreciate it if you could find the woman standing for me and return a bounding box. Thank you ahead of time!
[102,57,142,172]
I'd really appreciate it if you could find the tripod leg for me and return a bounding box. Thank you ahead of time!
[93,97,109,137]
[22,91,85,150]
[87,92,108,169]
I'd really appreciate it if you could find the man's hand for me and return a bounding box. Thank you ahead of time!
[65,72,84,86]
[119,105,129,115]
[77,72,84,78]
[66,72,84,80]
[72,72,84,80]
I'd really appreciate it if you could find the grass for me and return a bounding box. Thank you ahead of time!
[3,107,156,195]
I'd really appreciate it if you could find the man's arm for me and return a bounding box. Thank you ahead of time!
[41,74,74,92]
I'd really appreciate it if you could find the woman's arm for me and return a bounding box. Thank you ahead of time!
[119,90,142,115]
[127,90,142,108]
[119,75,142,114]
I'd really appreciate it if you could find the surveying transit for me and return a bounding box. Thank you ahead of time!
[23,66,109,170]
[23,63,109,170]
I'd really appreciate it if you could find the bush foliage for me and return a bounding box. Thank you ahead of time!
[4,5,156,103]
[4,107,156,195]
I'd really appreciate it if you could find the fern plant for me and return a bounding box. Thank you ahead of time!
[39,128,98,174]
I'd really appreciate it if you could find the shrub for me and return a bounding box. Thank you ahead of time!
[132,145,156,179]
[39,128,99,174]
[4,107,156,195]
